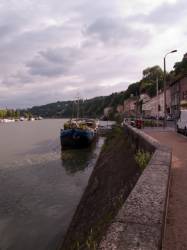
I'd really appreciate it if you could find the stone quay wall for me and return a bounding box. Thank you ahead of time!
[99,124,172,250]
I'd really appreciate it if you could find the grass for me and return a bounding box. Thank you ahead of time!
[135,149,151,170]
[101,125,124,152]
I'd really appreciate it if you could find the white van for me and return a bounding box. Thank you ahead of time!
[177,110,187,135]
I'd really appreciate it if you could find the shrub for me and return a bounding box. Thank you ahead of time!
[135,149,151,170]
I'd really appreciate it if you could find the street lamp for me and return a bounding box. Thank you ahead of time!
[163,49,177,127]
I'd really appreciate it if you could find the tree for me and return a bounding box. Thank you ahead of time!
[140,65,164,97]
[15,110,20,118]
[173,56,187,76]
[124,82,140,99]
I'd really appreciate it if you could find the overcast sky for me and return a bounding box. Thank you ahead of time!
[0,0,187,108]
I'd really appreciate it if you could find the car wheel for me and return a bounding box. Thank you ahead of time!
[177,125,180,133]
[184,127,187,136]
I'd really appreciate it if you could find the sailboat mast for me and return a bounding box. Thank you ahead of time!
[77,96,79,120]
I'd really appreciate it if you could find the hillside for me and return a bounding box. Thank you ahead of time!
[28,92,126,118]
[27,81,140,118]
[25,55,187,118]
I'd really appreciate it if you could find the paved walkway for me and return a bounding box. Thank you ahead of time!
[145,130,187,250]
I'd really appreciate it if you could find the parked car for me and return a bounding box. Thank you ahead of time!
[130,120,135,127]
[166,115,174,121]
[177,110,187,135]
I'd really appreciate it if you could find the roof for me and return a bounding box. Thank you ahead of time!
[170,73,187,86]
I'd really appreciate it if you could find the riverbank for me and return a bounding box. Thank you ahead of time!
[60,126,141,250]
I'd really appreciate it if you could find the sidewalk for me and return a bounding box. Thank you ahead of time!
[145,129,187,250]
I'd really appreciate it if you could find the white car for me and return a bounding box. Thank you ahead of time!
[177,110,187,135]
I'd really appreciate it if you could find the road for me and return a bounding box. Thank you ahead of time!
[145,129,187,250]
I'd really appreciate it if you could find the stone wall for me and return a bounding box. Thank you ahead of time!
[99,124,172,250]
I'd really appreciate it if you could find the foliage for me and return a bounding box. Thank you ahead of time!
[102,126,124,152]
[27,92,129,118]
[135,149,151,170]
[123,82,140,99]
[143,120,163,127]
[173,56,187,76]
[140,65,164,97]
[0,109,21,119]
[114,113,123,124]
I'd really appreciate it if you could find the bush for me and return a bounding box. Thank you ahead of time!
[135,149,151,170]
[143,120,162,127]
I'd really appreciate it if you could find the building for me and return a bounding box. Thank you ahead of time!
[124,98,136,116]
[170,75,187,118]
[116,105,124,113]
[142,89,171,118]
[103,107,113,117]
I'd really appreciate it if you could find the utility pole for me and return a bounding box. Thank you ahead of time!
[164,57,167,128]
[156,76,159,127]
[77,97,79,120]
[163,50,177,128]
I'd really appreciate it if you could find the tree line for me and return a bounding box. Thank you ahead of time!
[0,109,33,119]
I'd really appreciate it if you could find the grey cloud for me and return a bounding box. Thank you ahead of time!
[0,79,130,108]
[84,17,151,47]
[26,57,65,77]
[148,0,187,24]
[0,25,16,39]
[26,46,82,77]
[39,47,81,64]
[129,0,187,26]
[0,0,186,108]
[1,71,34,86]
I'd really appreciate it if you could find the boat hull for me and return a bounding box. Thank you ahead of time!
[60,128,95,149]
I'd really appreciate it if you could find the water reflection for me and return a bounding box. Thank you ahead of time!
[0,119,106,250]
[61,149,92,174]
[61,140,98,175]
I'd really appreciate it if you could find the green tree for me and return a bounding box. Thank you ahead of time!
[15,110,20,118]
[140,65,164,97]
[173,56,187,76]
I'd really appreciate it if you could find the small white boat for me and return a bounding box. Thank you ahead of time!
[1,119,15,123]
[20,117,26,121]
[29,117,35,121]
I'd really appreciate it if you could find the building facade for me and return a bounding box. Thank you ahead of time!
[170,75,187,118]
[116,105,124,113]
[142,89,171,118]
[103,107,113,117]
[124,98,136,116]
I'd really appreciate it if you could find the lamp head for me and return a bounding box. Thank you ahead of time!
[171,50,177,53]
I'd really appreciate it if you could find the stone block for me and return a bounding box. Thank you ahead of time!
[99,222,124,250]
[150,150,172,166]
[118,223,161,250]
[116,163,169,226]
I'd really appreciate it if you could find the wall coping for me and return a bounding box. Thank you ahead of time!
[99,124,172,250]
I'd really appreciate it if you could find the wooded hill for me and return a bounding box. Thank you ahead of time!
[27,54,187,118]
[28,93,129,118]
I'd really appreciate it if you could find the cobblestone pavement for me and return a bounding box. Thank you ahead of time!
[145,130,187,250]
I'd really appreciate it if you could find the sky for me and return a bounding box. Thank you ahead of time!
[0,0,187,108]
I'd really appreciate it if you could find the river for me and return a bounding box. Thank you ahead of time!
[0,119,104,250]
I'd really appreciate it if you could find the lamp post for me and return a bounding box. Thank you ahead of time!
[163,50,177,128]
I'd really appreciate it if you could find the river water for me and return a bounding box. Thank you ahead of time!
[0,119,104,250]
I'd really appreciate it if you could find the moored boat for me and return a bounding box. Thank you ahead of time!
[60,119,99,149]
[1,118,15,123]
